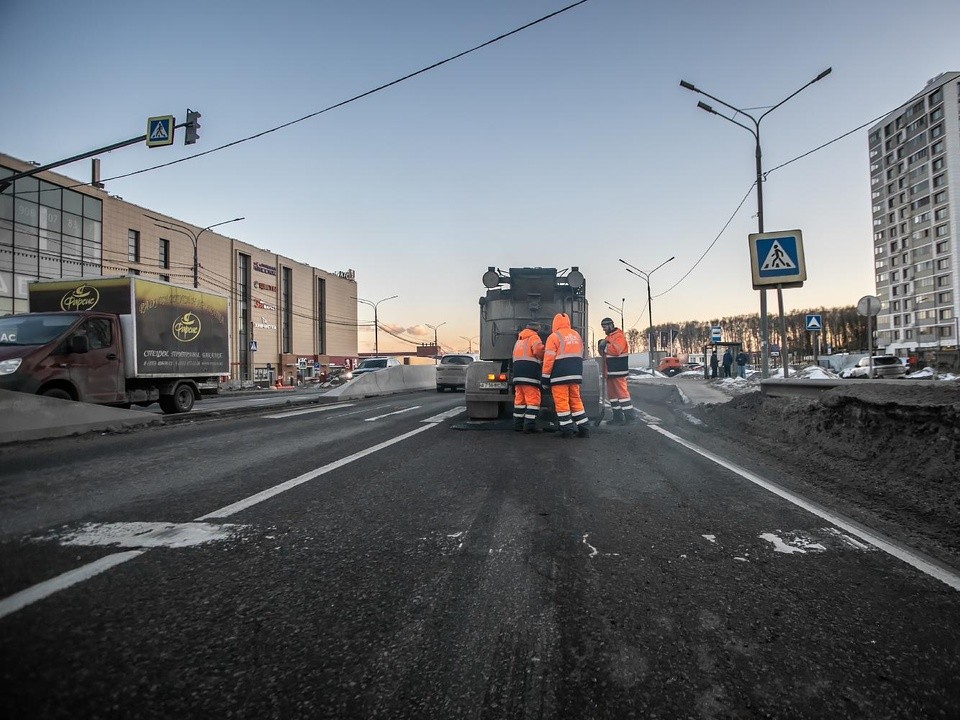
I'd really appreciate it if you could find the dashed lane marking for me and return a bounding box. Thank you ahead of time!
[265,403,356,419]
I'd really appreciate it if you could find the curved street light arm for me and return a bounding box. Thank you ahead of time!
[758,67,832,123]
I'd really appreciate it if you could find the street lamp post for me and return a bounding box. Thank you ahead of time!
[679,68,831,378]
[460,335,479,353]
[426,322,447,362]
[353,295,398,355]
[620,257,675,371]
[604,298,625,330]
[148,215,245,288]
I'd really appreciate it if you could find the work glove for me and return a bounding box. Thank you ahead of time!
[541,376,550,390]
[598,339,608,354]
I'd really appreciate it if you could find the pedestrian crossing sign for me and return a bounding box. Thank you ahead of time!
[748,229,806,289]
[146,115,175,147]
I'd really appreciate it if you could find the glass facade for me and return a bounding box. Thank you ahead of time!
[0,165,102,315]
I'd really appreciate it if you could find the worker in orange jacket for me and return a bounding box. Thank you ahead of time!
[542,312,589,439]
[511,322,545,433]
[599,317,636,425]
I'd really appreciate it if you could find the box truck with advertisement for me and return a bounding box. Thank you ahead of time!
[0,276,230,413]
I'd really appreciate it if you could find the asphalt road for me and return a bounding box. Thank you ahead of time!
[1,388,958,719]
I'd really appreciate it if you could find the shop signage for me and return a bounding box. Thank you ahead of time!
[254,261,277,276]
[254,281,276,292]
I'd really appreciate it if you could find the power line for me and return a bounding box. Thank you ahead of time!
[92,0,595,186]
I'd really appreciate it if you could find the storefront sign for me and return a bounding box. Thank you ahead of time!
[254,261,277,276]
[254,281,276,292]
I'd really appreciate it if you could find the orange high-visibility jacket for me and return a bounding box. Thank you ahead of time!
[542,313,584,385]
[512,328,544,385]
[603,327,629,377]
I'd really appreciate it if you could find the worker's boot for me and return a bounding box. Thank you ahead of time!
[610,409,625,425]
[557,425,576,439]
[623,409,637,425]
[523,420,542,434]
[513,418,524,432]
[576,424,590,438]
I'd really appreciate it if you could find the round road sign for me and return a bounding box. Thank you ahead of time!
[856,295,881,317]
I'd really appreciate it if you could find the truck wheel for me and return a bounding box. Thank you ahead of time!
[160,385,195,414]
[41,388,73,401]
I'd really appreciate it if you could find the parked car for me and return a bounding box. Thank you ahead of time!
[842,355,906,379]
[436,353,477,392]
[349,357,401,379]
[657,356,683,377]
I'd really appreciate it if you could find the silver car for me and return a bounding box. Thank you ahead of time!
[844,355,906,379]
[436,354,477,392]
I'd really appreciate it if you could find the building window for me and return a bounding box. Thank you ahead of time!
[934,191,946,205]
[932,157,944,171]
[935,207,949,221]
[936,239,950,252]
[937,275,951,288]
[929,88,942,106]
[127,229,140,262]
[940,308,954,320]
[281,266,292,355]
[930,124,943,139]
[316,277,326,356]
[936,225,950,238]
[933,174,946,188]
[932,140,944,155]
[937,291,953,304]
[237,253,251,382]
[930,106,944,121]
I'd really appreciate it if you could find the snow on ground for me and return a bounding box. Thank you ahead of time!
[684,380,960,566]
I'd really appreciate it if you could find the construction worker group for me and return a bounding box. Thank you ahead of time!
[512,313,636,438]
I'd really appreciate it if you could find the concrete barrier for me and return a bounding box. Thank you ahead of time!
[0,389,162,445]
[326,365,436,400]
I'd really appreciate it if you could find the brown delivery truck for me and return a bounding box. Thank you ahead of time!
[0,276,230,413]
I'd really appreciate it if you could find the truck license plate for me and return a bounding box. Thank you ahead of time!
[478,382,507,389]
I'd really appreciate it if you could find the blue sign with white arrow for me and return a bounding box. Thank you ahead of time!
[748,229,807,289]
[805,314,822,332]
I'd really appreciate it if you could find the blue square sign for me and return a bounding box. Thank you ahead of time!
[748,229,806,289]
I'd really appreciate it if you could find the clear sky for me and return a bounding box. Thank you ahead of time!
[3,0,958,353]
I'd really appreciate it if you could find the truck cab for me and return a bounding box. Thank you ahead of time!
[0,312,126,404]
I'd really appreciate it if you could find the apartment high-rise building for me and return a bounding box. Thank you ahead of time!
[868,71,959,360]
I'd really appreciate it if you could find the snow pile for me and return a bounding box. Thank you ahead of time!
[794,365,840,380]
[689,381,960,565]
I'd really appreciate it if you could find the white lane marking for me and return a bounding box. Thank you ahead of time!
[1,420,442,618]
[197,423,436,519]
[0,551,144,621]
[422,407,466,423]
[265,403,355,419]
[681,412,704,426]
[637,411,661,424]
[364,406,421,422]
[702,534,717,543]
[648,423,960,591]
[47,521,242,549]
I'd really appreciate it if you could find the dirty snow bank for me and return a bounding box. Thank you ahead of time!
[692,381,960,561]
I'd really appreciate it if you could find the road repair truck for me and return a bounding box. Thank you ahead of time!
[464,266,601,422]
[0,276,230,413]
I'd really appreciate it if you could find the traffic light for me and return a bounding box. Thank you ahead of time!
[185,109,201,145]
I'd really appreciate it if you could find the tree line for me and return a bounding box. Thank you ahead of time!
[622,305,870,358]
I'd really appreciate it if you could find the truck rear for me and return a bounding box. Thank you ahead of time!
[464,267,601,422]
[0,276,229,413]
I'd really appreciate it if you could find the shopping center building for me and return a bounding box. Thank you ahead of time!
[0,153,358,385]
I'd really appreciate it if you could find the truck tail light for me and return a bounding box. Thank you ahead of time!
[486,372,507,381]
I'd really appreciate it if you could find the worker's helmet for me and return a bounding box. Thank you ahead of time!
[601,317,615,331]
